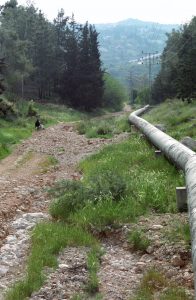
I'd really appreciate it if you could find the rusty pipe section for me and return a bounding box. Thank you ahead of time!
[129,106,196,296]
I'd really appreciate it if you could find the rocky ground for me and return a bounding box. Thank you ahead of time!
[0,118,194,299]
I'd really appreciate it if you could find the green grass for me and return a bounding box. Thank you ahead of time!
[145,99,196,140]
[76,115,131,138]
[49,135,184,231]
[130,268,193,300]
[86,248,102,294]
[5,100,194,298]
[37,155,59,173]
[0,118,33,160]
[164,220,191,247]
[6,223,98,300]
[127,229,151,252]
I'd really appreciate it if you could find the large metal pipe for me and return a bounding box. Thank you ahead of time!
[129,106,196,297]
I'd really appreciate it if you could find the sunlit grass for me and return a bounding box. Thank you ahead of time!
[50,135,184,230]
[145,99,196,140]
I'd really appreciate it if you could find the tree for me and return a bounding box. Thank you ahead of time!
[103,73,128,111]
[152,17,196,103]
[0,0,33,96]
[0,1,104,109]
[75,22,104,110]
[0,58,6,95]
[176,17,196,100]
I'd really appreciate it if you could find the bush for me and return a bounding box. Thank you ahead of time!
[96,122,113,135]
[49,170,127,222]
[127,229,150,252]
[76,121,87,135]
[103,74,128,111]
[27,100,38,117]
[89,170,127,202]
[49,180,89,219]
[0,143,10,160]
[0,97,17,118]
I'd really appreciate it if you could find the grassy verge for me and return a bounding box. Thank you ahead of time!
[5,102,191,298]
[49,134,184,231]
[6,223,99,300]
[76,115,131,138]
[145,99,196,140]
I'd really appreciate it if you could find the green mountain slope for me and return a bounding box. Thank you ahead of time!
[96,18,179,87]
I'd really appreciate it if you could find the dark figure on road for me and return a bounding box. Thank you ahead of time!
[35,118,41,130]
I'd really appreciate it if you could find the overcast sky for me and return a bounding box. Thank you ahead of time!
[6,0,196,24]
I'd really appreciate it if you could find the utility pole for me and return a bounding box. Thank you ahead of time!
[141,51,160,102]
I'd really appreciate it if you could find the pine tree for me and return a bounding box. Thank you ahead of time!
[176,18,196,100]
[75,22,104,110]
[0,58,5,95]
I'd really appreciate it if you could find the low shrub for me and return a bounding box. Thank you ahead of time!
[76,121,87,135]
[0,143,10,159]
[127,229,150,252]
[96,122,113,135]
[0,97,17,119]
[89,170,127,202]
[49,180,89,219]
[131,268,192,300]
[49,171,127,222]
[27,100,38,117]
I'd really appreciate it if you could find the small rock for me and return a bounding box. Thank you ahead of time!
[0,266,9,276]
[59,264,69,269]
[171,255,186,267]
[150,224,164,230]
[166,268,178,278]
[134,262,146,273]
[146,246,154,254]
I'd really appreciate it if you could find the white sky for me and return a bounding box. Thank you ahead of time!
[4,0,196,24]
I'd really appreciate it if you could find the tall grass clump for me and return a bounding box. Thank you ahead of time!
[86,248,102,294]
[0,142,10,159]
[130,268,193,300]
[127,229,150,252]
[165,221,191,247]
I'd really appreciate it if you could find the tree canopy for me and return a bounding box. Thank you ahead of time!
[152,17,196,103]
[0,1,104,111]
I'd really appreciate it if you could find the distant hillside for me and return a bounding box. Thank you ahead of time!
[96,18,179,88]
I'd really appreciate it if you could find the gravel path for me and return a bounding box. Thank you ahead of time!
[0,119,194,299]
[0,121,130,298]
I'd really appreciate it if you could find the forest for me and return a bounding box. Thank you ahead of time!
[0,0,129,112]
[151,16,196,104]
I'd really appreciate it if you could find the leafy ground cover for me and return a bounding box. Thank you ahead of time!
[145,99,196,140]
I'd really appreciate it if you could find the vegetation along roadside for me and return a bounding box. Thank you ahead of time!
[6,107,192,299]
